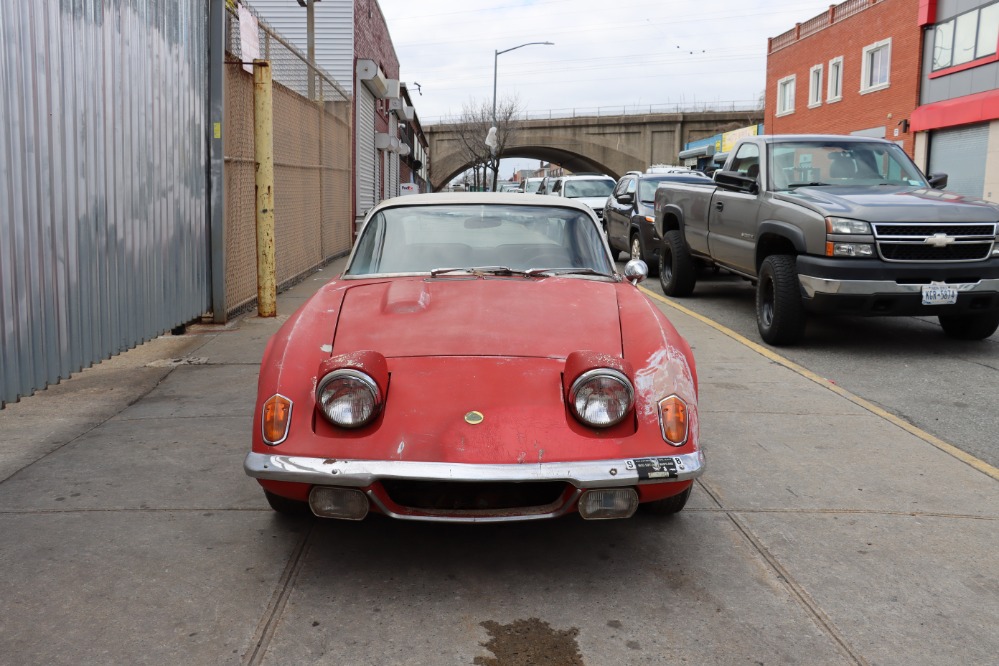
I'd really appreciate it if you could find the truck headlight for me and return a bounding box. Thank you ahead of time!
[828,242,874,257]
[826,217,871,234]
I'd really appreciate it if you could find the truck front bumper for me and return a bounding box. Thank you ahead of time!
[796,256,999,316]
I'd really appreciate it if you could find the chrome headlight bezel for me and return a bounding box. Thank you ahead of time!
[316,369,382,429]
[569,368,635,428]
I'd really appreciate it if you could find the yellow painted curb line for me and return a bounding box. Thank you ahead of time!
[641,286,999,482]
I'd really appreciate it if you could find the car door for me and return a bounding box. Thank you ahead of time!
[606,177,635,248]
[709,143,761,274]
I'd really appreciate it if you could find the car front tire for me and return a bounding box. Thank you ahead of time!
[641,486,691,515]
[659,230,696,296]
[264,490,312,516]
[938,311,999,340]
[756,255,806,345]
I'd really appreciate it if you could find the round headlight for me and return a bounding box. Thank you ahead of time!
[569,369,634,428]
[316,369,382,428]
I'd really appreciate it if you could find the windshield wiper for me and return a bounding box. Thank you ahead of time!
[525,267,615,278]
[429,266,528,277]
[787,182,830,188]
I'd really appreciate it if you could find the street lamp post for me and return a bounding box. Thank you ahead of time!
[489,41,553,190]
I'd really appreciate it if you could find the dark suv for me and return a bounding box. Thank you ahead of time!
[604,171,712,273]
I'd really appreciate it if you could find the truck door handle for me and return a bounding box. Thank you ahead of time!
[715,201,724,211]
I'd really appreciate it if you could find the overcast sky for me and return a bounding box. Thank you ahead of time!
[376,0,841,179]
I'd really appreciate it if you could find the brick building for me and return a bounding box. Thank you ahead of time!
[765,0,922,157]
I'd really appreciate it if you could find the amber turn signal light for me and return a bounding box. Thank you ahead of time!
[658,395,688,446]
[262,394,293,445]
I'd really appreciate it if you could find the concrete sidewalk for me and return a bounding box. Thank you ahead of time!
[1,258,995,666]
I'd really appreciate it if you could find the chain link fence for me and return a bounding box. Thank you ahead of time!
[223,3,352,315]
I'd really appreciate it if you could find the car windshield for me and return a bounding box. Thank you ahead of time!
[770,140,928,191]
[523,179,543,194]
[638,175,711,202]
[346,204,614,276]
[564,179,615,198]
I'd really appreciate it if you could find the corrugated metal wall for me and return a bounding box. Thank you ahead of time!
[0,0,210,406]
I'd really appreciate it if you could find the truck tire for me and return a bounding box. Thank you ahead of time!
[938,312,999,340]
[659,230,696,296]
[756,255,806,345]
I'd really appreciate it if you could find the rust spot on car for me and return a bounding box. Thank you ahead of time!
[475,618,583,666]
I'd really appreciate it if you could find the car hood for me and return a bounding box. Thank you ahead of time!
[333,277,622,358]
[777,186,999,222]
[569,196,609,210]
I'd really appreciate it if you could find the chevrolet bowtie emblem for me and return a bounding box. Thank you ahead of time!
[925,233,956,248]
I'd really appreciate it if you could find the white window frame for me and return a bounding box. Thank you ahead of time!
[827,56,843,102]
[776,74,796,116]
[808,64,823,108]
[861,38,891,94]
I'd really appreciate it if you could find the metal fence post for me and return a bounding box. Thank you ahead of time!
[254,59,276,317]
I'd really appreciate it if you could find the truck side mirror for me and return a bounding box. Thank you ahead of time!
[927,173,948,189]
[714,170,759,195]
[617,192,635,204]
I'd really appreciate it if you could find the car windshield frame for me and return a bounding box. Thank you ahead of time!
[344,203,616,278]
[769,140,929,192]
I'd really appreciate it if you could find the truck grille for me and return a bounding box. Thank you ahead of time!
[872,222,997,262]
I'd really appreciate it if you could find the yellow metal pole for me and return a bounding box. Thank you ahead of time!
[253,59,276,317]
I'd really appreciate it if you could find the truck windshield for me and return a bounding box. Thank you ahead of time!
[770,141,928,191]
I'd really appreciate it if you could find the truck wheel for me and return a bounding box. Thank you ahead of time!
[631,232,658,276]
[938,312,999,340]
[659,230,696,296]
[756,255,806,345]
[264,490,312,516]
[641,486,691,515]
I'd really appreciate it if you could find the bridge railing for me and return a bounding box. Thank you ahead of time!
[423,100,762,125]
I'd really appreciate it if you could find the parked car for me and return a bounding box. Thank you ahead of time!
[605,171,713,274]
[654,134,999,344]
[245,192,704,523]
[547,174,617,223]
[536,175,559,195]
[519,177,545,194]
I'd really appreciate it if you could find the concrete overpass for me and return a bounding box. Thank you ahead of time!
[425,110,763,190]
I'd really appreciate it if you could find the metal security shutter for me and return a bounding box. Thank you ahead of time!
[928,124,989,197]
[356,86,376,221]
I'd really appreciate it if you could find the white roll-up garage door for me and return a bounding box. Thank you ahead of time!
[356,86,376,222]
[928,124,989,197]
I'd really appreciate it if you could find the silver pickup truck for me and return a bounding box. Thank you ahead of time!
[653,134,999,345]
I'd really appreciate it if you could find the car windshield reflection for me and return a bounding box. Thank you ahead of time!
[564,180,615,198]
[346,204,614,276]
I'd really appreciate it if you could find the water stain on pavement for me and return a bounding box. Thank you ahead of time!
[475,618,584,665]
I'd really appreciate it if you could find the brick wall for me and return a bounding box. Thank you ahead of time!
[765,0,921,156]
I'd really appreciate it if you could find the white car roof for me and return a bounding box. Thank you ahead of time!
[367,191,601,217]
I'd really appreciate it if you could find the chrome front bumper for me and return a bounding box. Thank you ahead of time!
[798,275,999,298]
[244,451,705,488]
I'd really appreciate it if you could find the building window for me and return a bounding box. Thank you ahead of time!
[861,39,891,93]
[777,75,795,116]
[932,2,999,70]
[808,64,823,107]
[827,56,843,102]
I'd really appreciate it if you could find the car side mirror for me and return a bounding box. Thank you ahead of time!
[714,170,759,194]
[618,192,635,204]
[927,173,948,189]
[623,259,648,284]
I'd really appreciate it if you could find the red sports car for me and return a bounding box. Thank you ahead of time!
[244,193,704,522]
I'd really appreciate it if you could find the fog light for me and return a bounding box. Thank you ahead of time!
[308,487,369,520]
[578,488,639,520]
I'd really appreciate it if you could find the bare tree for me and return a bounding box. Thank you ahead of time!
[446,95,524,191]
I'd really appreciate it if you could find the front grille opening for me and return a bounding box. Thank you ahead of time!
[380,480,569,512]
[879,242,992,262]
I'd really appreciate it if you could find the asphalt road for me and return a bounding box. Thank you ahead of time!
[622,261,999,469]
